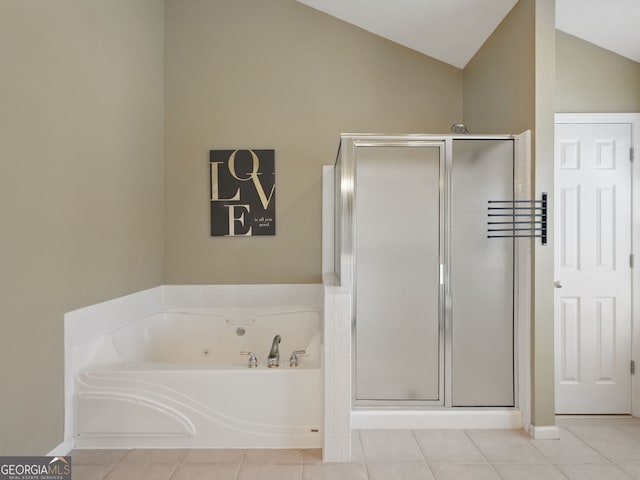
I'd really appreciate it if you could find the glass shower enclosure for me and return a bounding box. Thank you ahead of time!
[334,134,528,408]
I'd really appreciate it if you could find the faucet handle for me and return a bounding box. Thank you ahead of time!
[289,350,306,367]
[240,351,258,368]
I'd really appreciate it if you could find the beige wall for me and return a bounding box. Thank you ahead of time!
[164,0,463,284]
[533,0,557,429]
[556,30,640,112]
[0,0,164,454]
[462,0,535,134]
[462,0,557,427]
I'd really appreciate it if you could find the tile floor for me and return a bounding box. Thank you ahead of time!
[70,416,640,480]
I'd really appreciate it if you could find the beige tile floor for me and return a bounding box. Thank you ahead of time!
[70,416,640,480]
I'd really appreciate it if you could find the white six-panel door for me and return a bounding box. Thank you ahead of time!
[554,122,632,414]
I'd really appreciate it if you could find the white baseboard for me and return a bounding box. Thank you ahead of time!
[528,425,561,439]
[47,440,73,456]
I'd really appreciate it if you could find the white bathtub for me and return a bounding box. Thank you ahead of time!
[73,306,322,449]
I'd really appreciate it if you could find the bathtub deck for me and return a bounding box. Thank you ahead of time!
[69,416,640,480]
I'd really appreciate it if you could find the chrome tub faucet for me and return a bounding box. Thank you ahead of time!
[268,334,281,368]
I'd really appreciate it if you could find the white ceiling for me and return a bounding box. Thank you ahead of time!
[556,0,640,64]
[296,0,640,69]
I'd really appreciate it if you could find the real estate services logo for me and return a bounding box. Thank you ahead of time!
[0,457,71,480]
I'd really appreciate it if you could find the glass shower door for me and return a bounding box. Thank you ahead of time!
[450,139,515,407]
[354,143,443,404]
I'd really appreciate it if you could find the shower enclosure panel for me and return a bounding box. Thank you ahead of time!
[450,139,515,407]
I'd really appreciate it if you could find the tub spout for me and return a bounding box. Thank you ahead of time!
[268,335,281,368]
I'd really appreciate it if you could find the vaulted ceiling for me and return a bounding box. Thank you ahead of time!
[296,0,640,69]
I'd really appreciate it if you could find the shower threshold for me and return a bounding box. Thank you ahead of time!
[351,409,522,430]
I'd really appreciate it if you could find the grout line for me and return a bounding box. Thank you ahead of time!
[610,463,637,480]
[166,462,181,480]
[423,461,437,480]
[177,448,188,464]
[352,429,364,463]
[552,464,571,480]
[560,424,614,464]
[362,461,371,480]
[239,448,248,465]
[491,462,505,480]
[461,429,529,480]
[495,463,572,480]
[232,462,241,480]
[99,462,117,480]
[462,429,491,465]
[409,430,428,463]
[524,427,563,464]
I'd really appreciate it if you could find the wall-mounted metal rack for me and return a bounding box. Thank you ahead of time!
[487,192,547,245]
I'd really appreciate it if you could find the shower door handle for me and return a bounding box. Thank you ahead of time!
[554,281,563,289]
[439,264,445,285]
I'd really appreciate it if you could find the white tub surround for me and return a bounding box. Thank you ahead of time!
[75,364,322,449]
[66,284,323,449]
[64,286,164,450]
[322,274,352,462]
[321,165,353,462]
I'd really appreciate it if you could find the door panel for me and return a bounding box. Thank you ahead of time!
[555,122,632,414]
[355,145,442,402]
